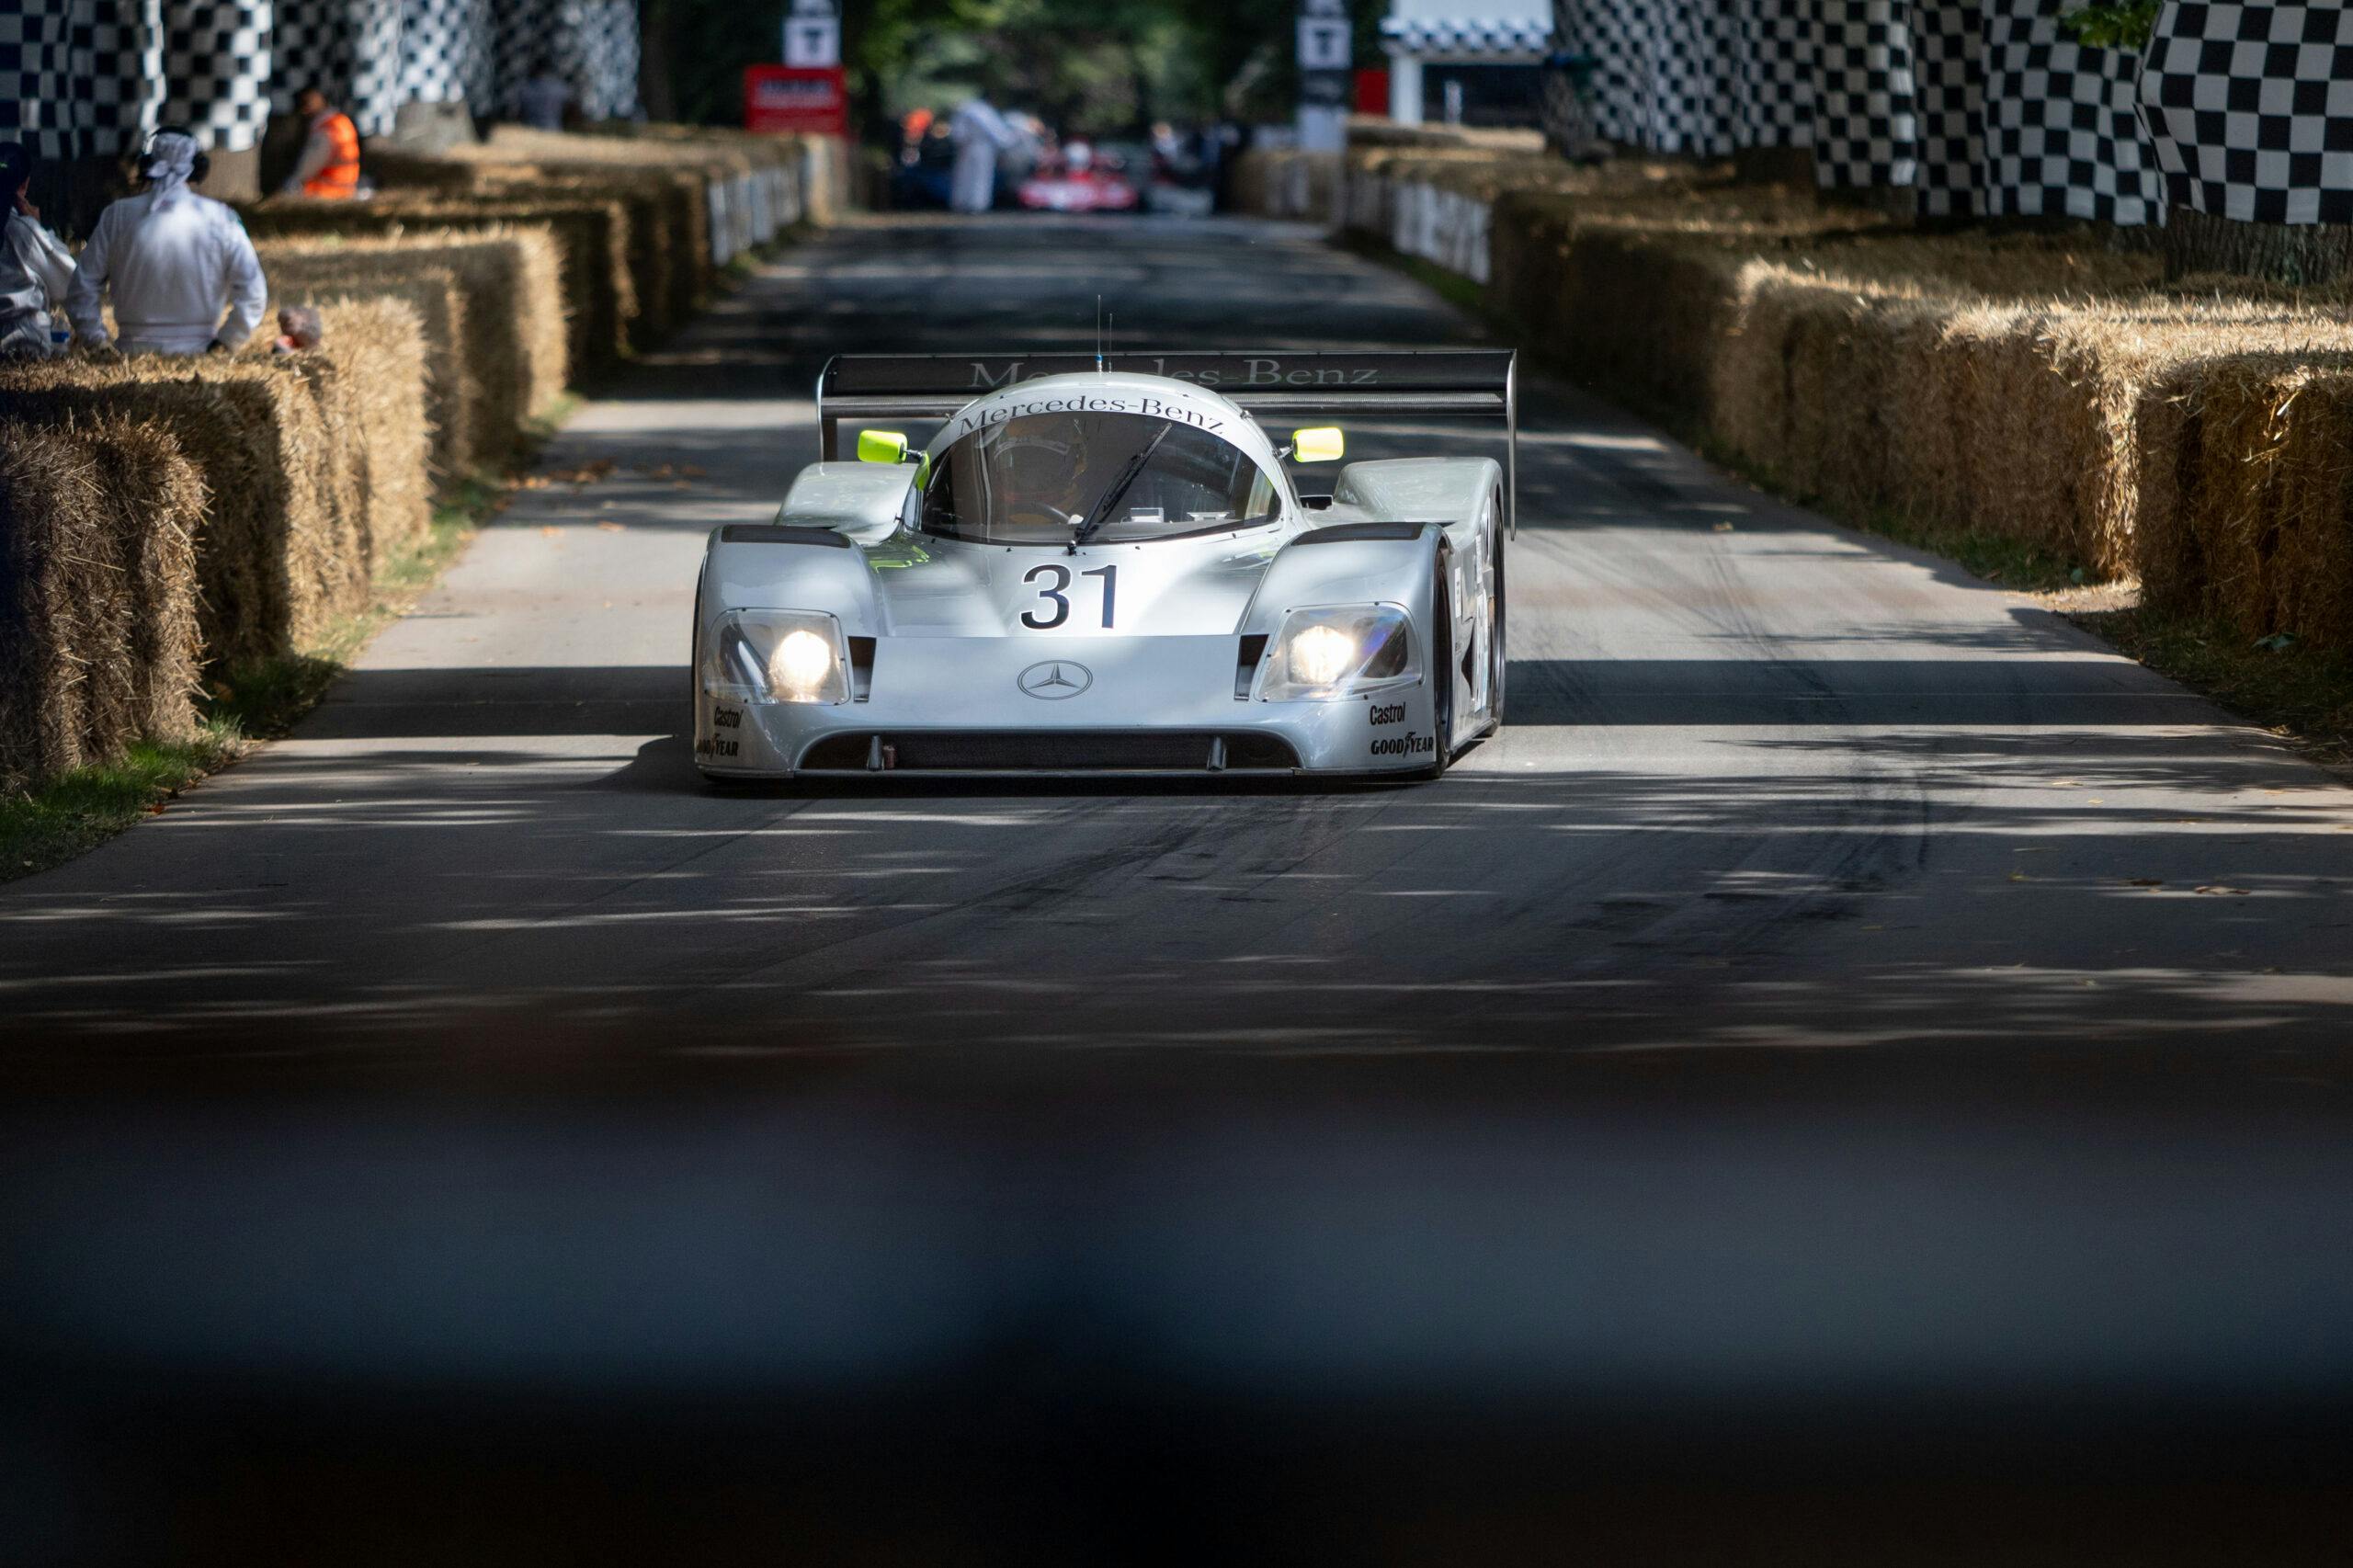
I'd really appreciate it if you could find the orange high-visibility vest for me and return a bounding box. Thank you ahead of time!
[303,112,361,199]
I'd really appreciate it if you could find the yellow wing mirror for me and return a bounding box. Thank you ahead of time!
[858,427,928,484]
[858,428,910,464]
[1291,426,1346,463]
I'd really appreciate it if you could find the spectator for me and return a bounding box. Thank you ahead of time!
[949,91,1021,214]
[280,86,361,199]
[0,142,76,359]
[517,58,573,132]
[67,129,267,358]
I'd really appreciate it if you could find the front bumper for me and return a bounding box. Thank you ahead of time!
[695,634,1438,778]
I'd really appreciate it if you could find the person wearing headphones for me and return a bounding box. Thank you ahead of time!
[0,142,77,358]
[67,128,267,357]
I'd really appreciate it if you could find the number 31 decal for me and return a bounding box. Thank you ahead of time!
[1020,563,1117,630]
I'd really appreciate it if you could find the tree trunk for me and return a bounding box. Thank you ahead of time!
[2165,208,2353,286]
[637,0,675,124]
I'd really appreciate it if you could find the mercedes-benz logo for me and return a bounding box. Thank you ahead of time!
[1017,660,1093,699]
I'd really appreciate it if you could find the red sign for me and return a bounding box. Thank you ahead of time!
[1354,68,1391,116]
[745,65,847,137]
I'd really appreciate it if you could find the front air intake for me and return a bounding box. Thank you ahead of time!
[798,732,1302,773]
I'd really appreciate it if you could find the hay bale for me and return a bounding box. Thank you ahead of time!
[0,416,202,784]
[259,245,469,483]
[2,358,338,667]
[306,297,432,575]
[246,193,633,376]
[256,228,566,458]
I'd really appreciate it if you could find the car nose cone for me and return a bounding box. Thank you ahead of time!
[1017,660,1093,699]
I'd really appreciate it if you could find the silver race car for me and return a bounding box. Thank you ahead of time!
[692,350,1517,780]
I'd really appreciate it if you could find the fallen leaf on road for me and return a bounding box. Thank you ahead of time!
[2007,871,2029,882]
[2193,885,2251,896]
[1711,521,1735,533]
[2127,878,2164,887]
[540,526,562,538]
[680,464,708,479]
[2087,797,2105,804]
[596,521,625,532]
[550,459,617,486]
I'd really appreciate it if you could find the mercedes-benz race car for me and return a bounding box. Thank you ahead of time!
[692,349,1518,781]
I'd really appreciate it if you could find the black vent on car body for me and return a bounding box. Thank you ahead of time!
[1234,634,1268,699]
[719,525,853,548]
[1294,521,1430,544]
[798,732,1302,773]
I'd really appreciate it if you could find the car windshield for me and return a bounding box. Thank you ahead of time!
[920,410,1280,545]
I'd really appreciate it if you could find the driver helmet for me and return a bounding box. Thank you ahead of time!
[994,413,1091,506]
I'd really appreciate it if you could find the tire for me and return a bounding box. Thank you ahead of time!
[1424,556,1455,780]
[1487,522,1506,730]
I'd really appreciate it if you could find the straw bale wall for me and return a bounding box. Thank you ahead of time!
[0,305,428,669]
[262,248,472,485]
[1243,140,2353,647]
[246,195,635,376]
[0,417,204,784]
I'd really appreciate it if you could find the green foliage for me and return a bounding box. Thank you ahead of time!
[2059,0,2159,52]
[655,0,1335,136]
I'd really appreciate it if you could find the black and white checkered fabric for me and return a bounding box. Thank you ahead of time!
[566,0,639,121]
[1810,0,1920,188]
[4,0,165,161]
[1,0,76,161]
[1,0,640,163]
[1982,1,2165,225]
[1726,0,1813,150]
[2143,0,2353,225]
[490,0,640,123]
[1911,0,1982,215]
[397,0,477,109]
[1557,0,1735,156]
[162,0,273,152]
[1383,16,1552,55]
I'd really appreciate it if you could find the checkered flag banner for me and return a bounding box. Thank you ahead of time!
[2143,0,2353,225]
[4,0,165,162]
[1983,0,2165,226]
[1555,0,1737,156]
[1,0,639,159]
[162,0,274,152]
[1810,0,1921,189]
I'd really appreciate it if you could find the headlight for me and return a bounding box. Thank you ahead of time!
[703,608,850,705]
[1256,604,1417,701]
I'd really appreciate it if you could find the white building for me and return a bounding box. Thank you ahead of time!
[1380,0,1552,127]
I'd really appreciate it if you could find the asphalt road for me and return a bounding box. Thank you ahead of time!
[5,217,2352,1563]
[3,212,2349,1075]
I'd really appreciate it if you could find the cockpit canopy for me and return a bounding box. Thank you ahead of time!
[920,410,1281,546]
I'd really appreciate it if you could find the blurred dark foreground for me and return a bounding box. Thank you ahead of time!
[3,1031,2349,1565]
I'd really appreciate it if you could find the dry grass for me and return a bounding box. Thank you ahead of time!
[0,309,429,668]
[245,193,636,375]
[255,227,567,457]
[307,297,432,577]
[0,416,203,784]
[1363,154,2353,644]
[261,245,470,483]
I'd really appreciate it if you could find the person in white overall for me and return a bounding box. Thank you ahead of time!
[66,130,267,357]
[949,95,1022,214]
[0,142,76,358]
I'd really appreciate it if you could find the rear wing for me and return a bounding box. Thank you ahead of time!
[816,350,1519,538]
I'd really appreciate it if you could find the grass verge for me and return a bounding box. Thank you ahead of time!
[2072,606,2353,774]
[0,466,512,885]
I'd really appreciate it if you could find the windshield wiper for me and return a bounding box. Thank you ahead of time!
[1069,426,1172,553]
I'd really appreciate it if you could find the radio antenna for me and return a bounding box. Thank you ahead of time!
[1095,295,1104,374]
